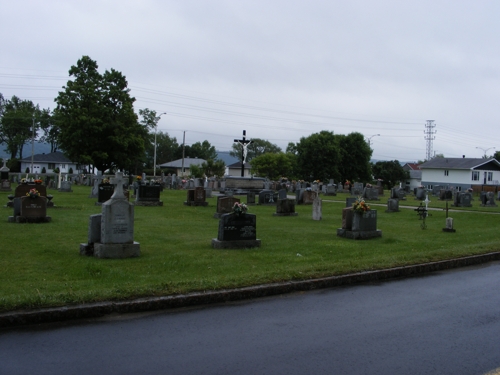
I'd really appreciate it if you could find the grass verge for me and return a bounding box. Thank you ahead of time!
[1,186,499,313]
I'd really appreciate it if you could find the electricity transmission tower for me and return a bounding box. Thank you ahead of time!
[424,120,436,160]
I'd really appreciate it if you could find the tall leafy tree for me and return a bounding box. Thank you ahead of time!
[201,159,226,177]
[54,56,147,172]
[38,108,60,153]
[295,131,340,181]
[371,160,409,189]
[229,138,281,162]
[175,140,217,160]
[250,152,294,180]
[0,95,39,159]
[336,132,372,183]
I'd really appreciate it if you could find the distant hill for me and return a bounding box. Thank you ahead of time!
[216,151,239,165]
[0,142,52,160]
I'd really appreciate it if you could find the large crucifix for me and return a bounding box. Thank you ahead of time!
[234,130,252,177]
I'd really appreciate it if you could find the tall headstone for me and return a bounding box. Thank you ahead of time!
[0,160,11,192]
[312,197,322,220]
[80,172,140,258]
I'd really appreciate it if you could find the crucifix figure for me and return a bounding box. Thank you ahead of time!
[234,130,252,177]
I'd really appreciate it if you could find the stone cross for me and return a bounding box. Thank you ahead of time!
[110,172,127,199]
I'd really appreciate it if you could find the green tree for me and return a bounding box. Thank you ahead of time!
[38,108,60,153]
[336,132,372,182]
[250,152,294,180]
[371,160,409,189]
[295,131,340,181]
[201,158,226,177]
[494,150,500,163]
[230,138,281,162]
[175,140,217,160]
[0,95,40,160]
[190,140,217,160]
[54,56,147,172]
[155,132,179,164]
[189,163,204,178]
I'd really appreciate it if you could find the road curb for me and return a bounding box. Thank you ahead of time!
[2,251,500,328]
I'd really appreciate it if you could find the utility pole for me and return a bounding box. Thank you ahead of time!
[424,120,436,161]
[181,131,186,177]
[153,112,166,178]
[30,115,35,174]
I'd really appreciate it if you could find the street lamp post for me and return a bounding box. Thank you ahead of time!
[154,112,167,178]
[476,146,495,158]
[367,134,380,147]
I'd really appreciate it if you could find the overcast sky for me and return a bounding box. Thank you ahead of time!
[2,0,500,162]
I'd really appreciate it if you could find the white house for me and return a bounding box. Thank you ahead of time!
[420,157,500,191]
[159,157,206,177]
[20,152,82,174]
[402,163,422,190]
[226,161,252,177]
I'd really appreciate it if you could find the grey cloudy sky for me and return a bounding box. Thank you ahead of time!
[2,0,500,161]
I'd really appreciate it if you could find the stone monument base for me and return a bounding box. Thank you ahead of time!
[184,201,208,206]
[336,228,382,240]
[134,201,163,206]
[8,216,52,223]
[211,238,261,249]
[272,212,298,216]
[442,228,456,233]
[385,209,400,213]
[80,242,141,258]
[480,204,498,207]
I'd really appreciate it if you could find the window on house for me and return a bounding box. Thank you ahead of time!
[48,163,55,169]
[472,171,480,181]
[444,170,449,176]
[427,184,433,190]
[487,172,493,182]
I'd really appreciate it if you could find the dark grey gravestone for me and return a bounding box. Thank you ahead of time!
[325,185,337,196]
[415,187,426,200]
[278,189,287,200]
[302,190,317,205]
[15,196,51,223]
[259,190,277,205]
[385,198,400,212]
[97,184,114,204]
[58,180,73,192]
[346,197,357,208]
[295,188,304,204]
[247,191,256,205]
[211,213,261,249]
[273,198,298,216]
[135,185,163,206]
[214,196,240,218]
[337,209,382,240]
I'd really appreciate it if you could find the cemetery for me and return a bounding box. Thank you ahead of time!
[1,181,500,316]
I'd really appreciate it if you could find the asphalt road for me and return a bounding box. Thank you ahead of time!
[1,262,499,375]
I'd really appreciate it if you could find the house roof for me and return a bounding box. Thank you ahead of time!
[403,163,421,170]
[419,158,500,170]
[409,170,422,179]
[227,162,251,169]
[20,151,73,163]
[159,157,206,168]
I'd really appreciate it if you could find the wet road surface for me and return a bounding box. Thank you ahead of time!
[1,262,500,375]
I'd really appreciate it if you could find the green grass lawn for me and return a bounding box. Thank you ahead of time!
[1,186,499,313]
